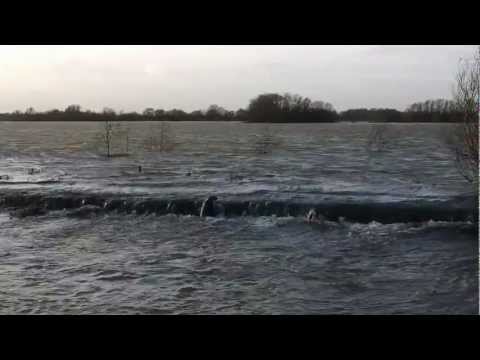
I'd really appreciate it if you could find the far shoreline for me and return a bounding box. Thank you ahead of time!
[0,119,465,124]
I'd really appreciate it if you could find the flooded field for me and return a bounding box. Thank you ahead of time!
[0,121,478,314]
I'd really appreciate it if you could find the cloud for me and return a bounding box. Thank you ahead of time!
[0,45,477,112]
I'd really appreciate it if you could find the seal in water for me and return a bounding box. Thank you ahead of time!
[138,166,142,173]
[200,196,218,217]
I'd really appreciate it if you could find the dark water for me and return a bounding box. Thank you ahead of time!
[0,121,478,314]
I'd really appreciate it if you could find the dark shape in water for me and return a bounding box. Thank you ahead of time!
[45,196,82,211]
[11,205,47,218]
[28,168,40,175]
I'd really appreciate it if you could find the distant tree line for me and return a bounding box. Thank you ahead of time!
[341,99,464,123]
[340,108,403,122]
[403,99,464,122]
[244,93,338,123]
[0,104,236,122]
[0,97,466,123]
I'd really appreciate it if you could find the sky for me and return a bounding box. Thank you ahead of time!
[0,45,477,113]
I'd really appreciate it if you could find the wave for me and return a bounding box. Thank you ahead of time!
[0,189,477,224]
[0,180,62,185]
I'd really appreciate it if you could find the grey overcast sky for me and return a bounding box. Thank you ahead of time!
[0,45,477,113]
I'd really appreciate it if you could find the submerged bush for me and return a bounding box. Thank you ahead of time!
[365,123,393,153]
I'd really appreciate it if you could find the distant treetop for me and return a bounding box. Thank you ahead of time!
[0,94,465,123]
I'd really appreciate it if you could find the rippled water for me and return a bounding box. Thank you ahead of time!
[0,121,478,314]
[0,121,470,200]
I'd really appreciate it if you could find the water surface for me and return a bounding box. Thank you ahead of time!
[0,121,477,314]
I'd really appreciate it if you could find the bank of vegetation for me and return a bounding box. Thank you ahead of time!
[340,99,464,123]
[0,95,467,123]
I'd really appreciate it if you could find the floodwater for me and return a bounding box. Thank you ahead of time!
[0,121,478,314]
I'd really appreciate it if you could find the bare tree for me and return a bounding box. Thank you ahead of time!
[65,104,82,113]
[25,107,36,115]
[143,108,155,117]
[100,119,114,157]
[95,108,119,157]
[144,121,176,152]
[449,46,479,187]
[124,124,130,155]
